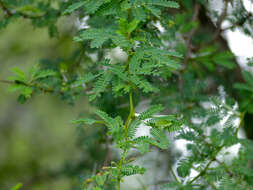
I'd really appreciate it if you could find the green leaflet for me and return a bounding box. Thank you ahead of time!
[144,4,161,18]
[85,0,105,14]
[74,29,110,48]
[129,49,144,74]
[150,127,170,148]
[146,115,175,127]
[94,110,120,133]
[16,5,42,14]
[93,110,125,142]
[96,0,120,16]
[89,72,113,101]
[32,69,57,80]
[72,73,102,87]
[176,158,193,177]
[132,7,147,21]
[161,182,182,189]
[145,0,180,8]
[71,118,97,125]
[146,115,182,132]
[218,176,235,190]
[111,34,132,49]
[161,58,181,70]
[95,174,107,186]
[10,65,57,83]
[131,75,159,93]
[232,71,253,113]
[121,165,146,176]
[132,0,179,20]
[212,51,236,69]
[138,104,164,120]
[10,67,26,82]
[63,1,85,14]
[137,141,150,154]
[8,85,33,99]
[127,19,140,34]
[10,183,23,190]
[118,18,139,35]
[129,46,182,76]
[242,71,253,86]
[128,119,141,139]
[112,78,131,95]
[74,29,131,49]
[233,83,253,92]
[133,134,169,150]
[142,46,183,58]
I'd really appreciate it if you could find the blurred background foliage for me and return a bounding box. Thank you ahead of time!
[0,17,95,189]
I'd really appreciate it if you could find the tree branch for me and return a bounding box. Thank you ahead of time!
[179,3,200,91]
[210,0,229,43]
[182,3,201,67]
[193,0,229,52]
[170,165,180,183]
[222,12,252,31]
[189,158,215,184]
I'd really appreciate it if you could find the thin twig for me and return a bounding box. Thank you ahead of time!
[214,158,234,177]
[207,180,218,190]
[170,165,180,183]
[236,111,246,135]
[189,158,215,184]
[193,1,229,52]
[0,79,14,84]
[222,13,252,31]
[183,4,200,66]
[103,135,112,166]
[210,0,228,43]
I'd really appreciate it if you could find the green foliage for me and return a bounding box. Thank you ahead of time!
[74,29,131,49]
[89,71,113,101]
[8,65,58,103]
[127,119,141,139]
[177,157,193,177]
[2,0,253,189]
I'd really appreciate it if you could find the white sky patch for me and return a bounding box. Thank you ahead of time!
[153,21,165,33]
[225,29,253,58]
[222,0,253,71]
[218,143,241,163]
[76,16,90,29]
[224,28,253,72]
[174,139,189,154]
[134,121,151,138]
[243,0,253,13]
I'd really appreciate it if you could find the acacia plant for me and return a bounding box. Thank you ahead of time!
[1,0,253,189]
